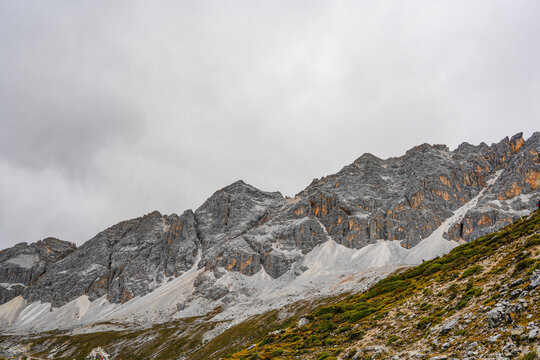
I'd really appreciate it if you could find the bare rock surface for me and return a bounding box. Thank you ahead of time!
[0,132,538,320]
[0,237,75,304]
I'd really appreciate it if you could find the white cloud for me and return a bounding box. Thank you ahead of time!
[0,0,538,247]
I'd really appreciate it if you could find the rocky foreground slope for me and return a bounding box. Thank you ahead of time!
[0,132,539,355]
[229,210,540,360]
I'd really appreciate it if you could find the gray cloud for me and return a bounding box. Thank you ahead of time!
[1,1,539,248]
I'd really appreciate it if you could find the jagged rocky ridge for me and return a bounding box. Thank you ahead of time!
[1,179,539,360]
[0,132,539,330]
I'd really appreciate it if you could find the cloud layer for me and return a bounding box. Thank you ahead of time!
[1,1,539,248]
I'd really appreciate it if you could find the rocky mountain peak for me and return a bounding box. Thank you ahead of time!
[37,237,76,254]
[525,131,540,147]
[510,131,525,152]
[432,144,450,152]
[195,180,285,239]
[405,142,435,156]
[353,152,383,165]
[0,132,538,321]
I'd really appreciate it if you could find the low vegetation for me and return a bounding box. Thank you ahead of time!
[229,211,540,359]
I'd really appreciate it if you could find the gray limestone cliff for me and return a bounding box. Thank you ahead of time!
[0,238,75,304]
[1,132,539,307]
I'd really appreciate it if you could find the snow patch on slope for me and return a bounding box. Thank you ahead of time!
[5,255,36,269]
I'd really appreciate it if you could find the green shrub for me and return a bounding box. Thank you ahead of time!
[363,278,408,299]
[270,349,284,356]
[460,265,483,279]
[526,261,540,275]
[316,352,330,360]
[424,262,442,275]
[336,325,351,334]
[525,236,540,248]
[386,335,399,346]
[522,351,538,360]
[315,305,345,316]
[346,330,365,341]
[416,317,432,330]
[515,258,536,273]
[465,287,482,297]
[316,320,336,334]
[455,298,469,309]
[342,307,378,323]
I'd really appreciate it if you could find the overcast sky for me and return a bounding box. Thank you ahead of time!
[1,1,539,249]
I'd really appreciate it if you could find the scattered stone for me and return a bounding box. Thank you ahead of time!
[440,319,458,334]
[502,342,520,357]
[488,334,500,343]
[509,279,524,287]
[488,301,524,327]
[529,270,540,289]
[297,317,310,327]
[488,307,506,327]
[510,325,525,337]
[510,289,523,298]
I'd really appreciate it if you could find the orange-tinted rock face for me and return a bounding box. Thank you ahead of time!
[122,289,133,304]
[525,169,540,189]
[511,137,525,153]
[225,258,237,271]
[478,214,493,226]
[440,176,451,187]
[498,183,522,200]
[410,191,424,209]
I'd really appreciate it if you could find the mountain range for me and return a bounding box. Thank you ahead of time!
[0,132,539,358]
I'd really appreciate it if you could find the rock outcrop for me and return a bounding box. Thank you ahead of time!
[24,211,200,306]
[0,237,75,304]
[0,132,539,309]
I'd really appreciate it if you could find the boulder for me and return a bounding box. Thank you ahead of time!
[297,317,310,327]
[529,270,540,289]
[488,307,506,327]
[440,319,458,334]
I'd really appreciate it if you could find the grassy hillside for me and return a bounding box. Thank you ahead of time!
[228,211,540,360]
